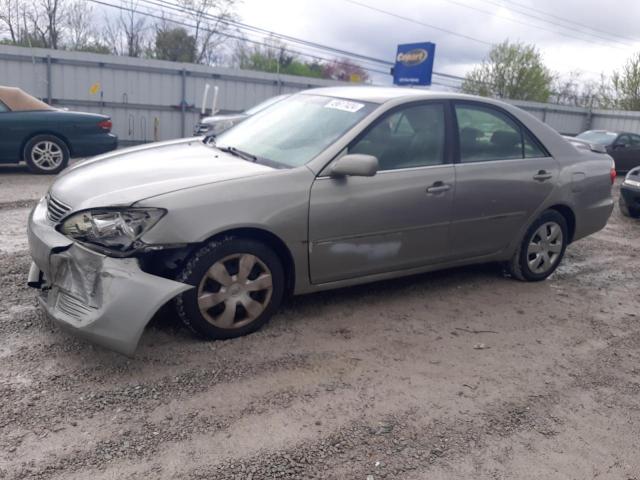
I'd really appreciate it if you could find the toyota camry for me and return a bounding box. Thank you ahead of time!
[27,87,615,354]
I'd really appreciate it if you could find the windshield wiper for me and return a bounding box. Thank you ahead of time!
[216,145,258,163]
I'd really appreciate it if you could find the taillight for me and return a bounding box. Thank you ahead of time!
[610,167,617,184]
[98,120,112,131]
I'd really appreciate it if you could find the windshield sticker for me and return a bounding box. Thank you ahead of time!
[324,99,365,113]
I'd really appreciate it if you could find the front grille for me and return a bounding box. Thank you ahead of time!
[47,195,72,223]
[56,291,96,320]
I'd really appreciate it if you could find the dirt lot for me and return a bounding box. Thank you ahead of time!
[1,164,639,480]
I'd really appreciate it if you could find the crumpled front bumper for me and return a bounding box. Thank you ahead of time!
[27,197,191,355]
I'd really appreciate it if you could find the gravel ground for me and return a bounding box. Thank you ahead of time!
[0,165,639,479]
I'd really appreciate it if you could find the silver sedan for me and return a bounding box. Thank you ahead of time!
[27,87,615,354]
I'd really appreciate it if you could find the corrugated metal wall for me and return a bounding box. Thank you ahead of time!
[0,45,344,145]
[4,44,640,143]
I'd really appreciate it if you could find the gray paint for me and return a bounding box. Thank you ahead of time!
[28,87,614,354]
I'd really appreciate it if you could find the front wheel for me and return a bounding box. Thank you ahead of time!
[24,135,70,174]
[508,210,568,282]
[175,238,284,340]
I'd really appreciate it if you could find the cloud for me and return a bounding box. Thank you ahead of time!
[237,0,640,84]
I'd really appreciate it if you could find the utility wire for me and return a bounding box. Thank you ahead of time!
[485,0,639,44]
[442,0,632,49]
[120,0,474,84]
[89,0,392,78]
[343,0,493,46]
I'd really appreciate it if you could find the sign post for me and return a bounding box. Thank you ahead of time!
[392,42,436,87]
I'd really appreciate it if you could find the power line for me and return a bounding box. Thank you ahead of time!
[343,0,493,46]
[486,0,639,44]
[89,0,392,78]
[343,0,612,78]
[442,0,632,49]
[141,0,396,67]
[127,0,474,84]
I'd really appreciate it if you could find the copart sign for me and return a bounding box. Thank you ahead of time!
[393,42,436,86]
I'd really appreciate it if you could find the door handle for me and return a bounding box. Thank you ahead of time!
[426,182,451,194]
[533,170,553,181]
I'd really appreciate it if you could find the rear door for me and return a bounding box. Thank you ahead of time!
[308,101,455,284]
[449,102,559,259]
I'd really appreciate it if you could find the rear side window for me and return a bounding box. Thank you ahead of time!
[0,100,9,113]
[455,104,547,162]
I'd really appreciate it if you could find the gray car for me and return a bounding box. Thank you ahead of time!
[193,94,289,136]
[27,87,615,355]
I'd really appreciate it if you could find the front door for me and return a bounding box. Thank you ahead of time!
[308,101,455,284]
[449,102,559,259]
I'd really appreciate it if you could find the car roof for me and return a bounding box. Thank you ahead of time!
[0,86,54,111]
[301,86,496,104]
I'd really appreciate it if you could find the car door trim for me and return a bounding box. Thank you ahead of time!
[312,219,452,246]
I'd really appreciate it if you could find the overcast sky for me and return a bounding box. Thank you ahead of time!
[234,0,640,87]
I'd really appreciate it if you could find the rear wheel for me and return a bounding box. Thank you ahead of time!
[24,135,69,174]
[175,238,284,340]
[508,210,568,282]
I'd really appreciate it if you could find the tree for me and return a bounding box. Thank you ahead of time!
[66,1,95,51]
[28,0,67,49]
[612,52,640,111]
[233,38,322,78]
[154,26,196,62]
[102,0,149,57]
[462,40,554,102]
[178,0,238,65]
[322,58,369,82]
[0,0,27,44]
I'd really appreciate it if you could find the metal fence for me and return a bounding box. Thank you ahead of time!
[3,44,640,144]
[0,44,344,145]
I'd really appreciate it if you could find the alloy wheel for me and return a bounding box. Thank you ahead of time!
[31,141,64,171]
[197,253,273,329]
[526,221,564,274]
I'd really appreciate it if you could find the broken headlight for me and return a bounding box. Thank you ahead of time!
[59,208,166,252]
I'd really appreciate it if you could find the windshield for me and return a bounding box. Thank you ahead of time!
[576,130,618,146]
[244,94,288,115]
[215,94,377,168]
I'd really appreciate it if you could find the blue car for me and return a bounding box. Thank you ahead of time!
[0,86,117,174]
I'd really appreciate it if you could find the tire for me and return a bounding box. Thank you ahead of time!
[175,237,284,340]
[24,134,70,174]
[508,210,568,282]
[619,198,640,218]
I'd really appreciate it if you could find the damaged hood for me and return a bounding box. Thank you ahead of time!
[50,138,274,210]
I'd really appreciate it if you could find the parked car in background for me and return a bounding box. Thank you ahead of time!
[620,167,640,217]
[0,86,117,174]
[193,94,290,137]
[28,87,614,355]
[572,130,640,172]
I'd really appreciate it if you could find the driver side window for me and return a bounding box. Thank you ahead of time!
[349,103,445,171]
[0,100,9,113]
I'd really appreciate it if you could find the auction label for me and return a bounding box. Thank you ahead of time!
[324,99,365,113]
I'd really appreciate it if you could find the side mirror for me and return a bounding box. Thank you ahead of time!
[330,154,378,177]
[613,142,629,149]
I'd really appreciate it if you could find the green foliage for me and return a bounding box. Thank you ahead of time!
[235,41,325,78]
[612,52,640,111]
[154,27,197,63]
[462,40,554,102]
